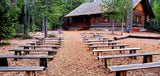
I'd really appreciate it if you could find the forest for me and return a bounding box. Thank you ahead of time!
[0,0,160,42]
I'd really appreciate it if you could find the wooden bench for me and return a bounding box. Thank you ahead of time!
[19,45,60,54]
[83,36,101,42]
[98,52,159,68]
[0,55,54,67]
[108,62,160,76]
[88,44,129,51]
[44,37,64,40]
[9,49,59,55]
[0,66,45,76]
[86,42,120,46]
[85,39,114,43]
[93,48,141,57]
[26,42,61,45]
[32,40,63,43]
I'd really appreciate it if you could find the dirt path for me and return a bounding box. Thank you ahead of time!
[46,31,107,76]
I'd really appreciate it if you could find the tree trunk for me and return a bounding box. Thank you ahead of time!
[28,13,30,32]
[32,15,35,33]
[121,18,124,36]
[24,0,27,39]
[44,16,48,37]
[121,11,124,36]
[129,12,133,33]
[42,16,45,32]
[112,18,115,34]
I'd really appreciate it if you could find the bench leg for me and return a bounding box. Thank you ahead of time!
[97,52,102,60]
[105,58,111,68]
[129,50,136,59]
[0,58,8,66]
[25,71,35,76]
[93,48,97,55]
[24,47,30,55]
[48,51,57,55]
[48,51,53,55]
[143,55,152,63]
[40,58,47,68]
[52,47,57,49]
[14,51,21,61]
[89,47,93,51]
[120,46,125,54]
[116,71,127,76]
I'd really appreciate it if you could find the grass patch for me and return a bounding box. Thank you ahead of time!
[48,34,56,38]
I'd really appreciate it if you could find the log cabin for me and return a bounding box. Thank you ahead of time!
[64,0,155,31]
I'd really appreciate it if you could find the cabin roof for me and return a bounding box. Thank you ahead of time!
[65,0,154,18]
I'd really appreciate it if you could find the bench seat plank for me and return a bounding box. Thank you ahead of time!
[0,67,45,71]
[108,62,160,72]
[19,45,60,48]
[98,52,158,59]
[44,38,64,40]
[9,49,58,52]
[86,42,120,45]
[0,55,53,59]
[89,45,129,48]
[93,48,141,52]
[86,39,114,42]
[27,42,61,45]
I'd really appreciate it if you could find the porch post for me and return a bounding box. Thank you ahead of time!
[78,17,79,30]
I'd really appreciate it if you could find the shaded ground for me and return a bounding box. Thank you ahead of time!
[0,31,160,76]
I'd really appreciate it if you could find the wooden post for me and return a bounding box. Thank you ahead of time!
[40,58,47,68]
[143,55,152,63]
[129,50,136,59]
[93,48,96,55]
[105,58,111,68]
[84,17,86,30]
[97,52,102,60]
[0,58,8,66]
[147,55,152,62]
[14,51,21,61]
[84,17,86,24]
[48,51,53,55]
[58,37,62,44]
[78,17,79,30]
[24,47,30,55]
[25,71,35,76]
[116,71,127,76]
[120,46,125,54]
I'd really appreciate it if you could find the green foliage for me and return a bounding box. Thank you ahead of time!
[14,24,24,33]
[0,0,17,41]
[101,0,132,20]
[152,0,160,22]
[0,0,85,40]
[1,42,11,45]
[147,0,160,31]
